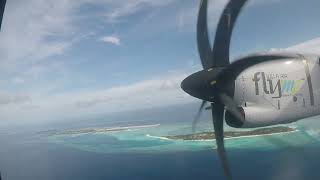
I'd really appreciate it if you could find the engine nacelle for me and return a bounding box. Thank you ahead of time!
[225,106,301,128]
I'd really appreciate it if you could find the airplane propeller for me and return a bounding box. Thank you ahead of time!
[181,0,248,179]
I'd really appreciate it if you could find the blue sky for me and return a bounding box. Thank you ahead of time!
[1,0,320,125]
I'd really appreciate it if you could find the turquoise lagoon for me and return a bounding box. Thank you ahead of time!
[49,121,320,154]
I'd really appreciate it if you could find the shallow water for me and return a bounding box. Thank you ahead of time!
[1,120,320,180]
[49,122,320,153]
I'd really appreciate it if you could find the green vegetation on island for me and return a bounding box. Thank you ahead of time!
[164,126,295,140]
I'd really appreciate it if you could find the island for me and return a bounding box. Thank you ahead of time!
[164,126,296,140]
[40,125,296,140]
[41,124,161,136]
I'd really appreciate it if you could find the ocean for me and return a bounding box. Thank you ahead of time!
[1,105,320,180]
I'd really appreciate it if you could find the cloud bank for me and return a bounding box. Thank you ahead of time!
[0,0,319,126]
[100,36,121,45]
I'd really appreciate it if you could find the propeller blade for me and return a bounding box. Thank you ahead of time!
[186,0,249,179]
[197,0,212,69]
[211,103,232,180]
[0,0,6,30]
[218,93,244,122]
[212,0,248,67]
[192,101,207,132]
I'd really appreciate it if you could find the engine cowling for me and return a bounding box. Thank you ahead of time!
[225,106,301,128]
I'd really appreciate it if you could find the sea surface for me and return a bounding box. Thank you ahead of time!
[1,114,320,180]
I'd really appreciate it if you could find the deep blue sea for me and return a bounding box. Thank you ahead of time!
[1,105,320,180]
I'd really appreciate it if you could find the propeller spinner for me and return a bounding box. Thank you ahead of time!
[181,0,248,179]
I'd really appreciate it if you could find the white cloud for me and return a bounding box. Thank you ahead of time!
[0,92,30,105]
[0,0,288,73]
[75,97,112,108]
[103,0,175,23]
[177,0,225,30]
[100,36,121,45]
[0,0,78,71]
[176,0,284,31]
[3,35,320,125]
[0,0,189,74]
[0,69,196,124]
[270,38,320,54]
[285,38,320,54]
[73,72,192,109]
[16,35,320,124]
[12,77,25,84]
